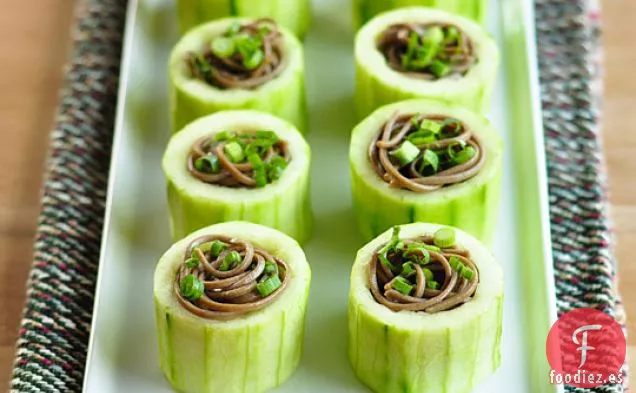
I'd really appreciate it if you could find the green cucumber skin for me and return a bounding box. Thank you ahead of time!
[348,294,503,393]
[355,60,495,121]
[171,64,307,135]
[352,0,487,28]
[177,0,311,38]
[350,164,502,245]
[156,284,309,393]
[166,168,313,244]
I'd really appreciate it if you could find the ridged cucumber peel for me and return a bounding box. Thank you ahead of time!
[154,221,311,393]
[163,110,313,244]
[354,7,499,119]
[349,99,502,244]
[177,0,311,38]
[352,0,487,29]
[348,222,503,393]
[169,18,307,134]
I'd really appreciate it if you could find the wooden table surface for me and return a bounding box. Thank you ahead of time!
[0,0,633,389]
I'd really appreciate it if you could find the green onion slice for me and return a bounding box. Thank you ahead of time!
[180,274,204,301]
[423,26,444,45]
[224,141,245,163]
[392,276,414,295]
[264,261,278,275]
[185,258,200,269]
[401,262,416,277]
[433,227,456,248]
[449,144,476,165]
[390,140,420,167]
[419,119,443,134]
[211,37,236,58]
[256,274,282,297]
[419,149,439,173]
[244,49,265,70]
[194,154,221,174]
[426,280,440,290]
[430,59,450,78]
[219,250,241,271]
[210,240,227,257]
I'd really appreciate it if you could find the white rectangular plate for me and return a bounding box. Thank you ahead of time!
[83,0,563,392]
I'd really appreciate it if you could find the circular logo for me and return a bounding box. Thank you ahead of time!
[546,308,626,388]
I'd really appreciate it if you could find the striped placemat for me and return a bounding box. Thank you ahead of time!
[9,0,627,392]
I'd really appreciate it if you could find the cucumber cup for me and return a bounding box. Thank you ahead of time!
[163,110,312,243]
[177,0,311,39]
[155,221,311,393]
[355,7,498,119]
[350,99,502,243]
[170,18,307,133]
[353,0,487,29]
[348,223,503,393]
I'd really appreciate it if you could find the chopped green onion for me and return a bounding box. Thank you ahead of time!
[243,49,264,70]
[210,240,227,257]
[180,274,204,301]
[444,27,459,43]
[257,274,282,297]
[392,277,414,295]
[219,250,241,271]
[227,22,241,36]
[419,149,439,173]
[255,130,278,141]
[461,266,475,280]
[403,244,431,265]
[194,154,221,174]
[390,140,420,167]
[448,255,462,270]
[426,281,440,290]
[422,244,441,252]
[249,153,268,187]
[419,119,443,134]
[434,227,456,248]
[430,60,450,78]
[423,26,444,45]
[211,37,236,58]
[422,268,434,281]
[224,141,245,163]
[215,131,234,141]
[258,25,272,36]
[378,253,396,271]
[410,115,421,127]
[264,261,278,275]
[185,258,199,269]
[442,118,462,135]
[403,32,420,69]
[449,144,476,165]
[401,262,416,277]
[193,54,212,79]
[407,130,437,145]
[248,153,264,169]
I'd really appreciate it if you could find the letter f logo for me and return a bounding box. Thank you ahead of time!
[572,325,602,368]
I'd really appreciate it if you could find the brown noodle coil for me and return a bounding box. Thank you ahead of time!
[187,132,290,188]
[369,236,478,313]
[187,18,286,89]
[174,235,290,319]
[368,113,486,192]
[377,23,477,80]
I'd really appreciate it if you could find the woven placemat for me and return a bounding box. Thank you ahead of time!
[9,0,627,392]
